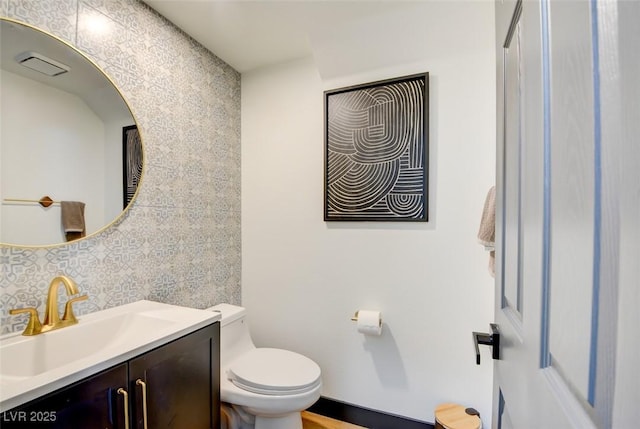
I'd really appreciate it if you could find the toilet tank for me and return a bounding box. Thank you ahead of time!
[207,303,255,366]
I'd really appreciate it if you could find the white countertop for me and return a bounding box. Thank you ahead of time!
[0,300,220,412]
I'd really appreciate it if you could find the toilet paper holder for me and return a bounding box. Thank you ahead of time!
[350,310,382,326]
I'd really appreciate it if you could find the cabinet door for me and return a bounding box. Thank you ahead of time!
[129,323,220,429]
[0,363,128,429]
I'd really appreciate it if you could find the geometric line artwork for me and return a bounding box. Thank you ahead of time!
[324,73,429,221]
[123,125,143,209]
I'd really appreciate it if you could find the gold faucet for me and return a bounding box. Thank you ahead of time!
[9,276,88,336]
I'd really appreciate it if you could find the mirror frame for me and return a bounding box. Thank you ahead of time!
[0,17,144,248]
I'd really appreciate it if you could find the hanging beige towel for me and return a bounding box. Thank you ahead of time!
[477,186,496,277]
[61,201,86,242]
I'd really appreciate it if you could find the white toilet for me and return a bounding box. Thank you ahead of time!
[208,303,322,429]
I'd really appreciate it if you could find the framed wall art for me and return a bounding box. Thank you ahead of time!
[324,73,429,221]
[122,125,142,209]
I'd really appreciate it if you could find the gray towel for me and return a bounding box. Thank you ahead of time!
[61,201,86,241]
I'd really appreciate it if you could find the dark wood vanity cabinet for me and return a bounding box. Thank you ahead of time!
[0,364,128,428]
[1,323,220,429]
[129,322,220,429]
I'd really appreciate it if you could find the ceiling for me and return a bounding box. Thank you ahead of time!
[142,0,449,76]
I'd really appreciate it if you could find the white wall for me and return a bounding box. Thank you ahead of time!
[1,70,106,245]
[242,1,496,425]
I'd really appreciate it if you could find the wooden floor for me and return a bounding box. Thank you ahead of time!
[301,411,368,429]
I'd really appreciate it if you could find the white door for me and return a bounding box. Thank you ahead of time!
[491,0,639,428]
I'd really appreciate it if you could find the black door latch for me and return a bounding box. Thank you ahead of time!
[473,323,500,365]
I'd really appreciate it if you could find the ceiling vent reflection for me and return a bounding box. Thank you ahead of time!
[16,51,70,77]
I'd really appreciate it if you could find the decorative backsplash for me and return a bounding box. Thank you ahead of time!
[0,0,241,334]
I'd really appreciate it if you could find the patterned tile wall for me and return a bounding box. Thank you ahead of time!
[0,0,241,334]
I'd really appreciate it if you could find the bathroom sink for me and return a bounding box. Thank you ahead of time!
[0,312,174,378]
[0,300,220,412]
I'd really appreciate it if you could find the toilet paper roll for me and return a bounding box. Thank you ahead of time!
[356,310,382,336]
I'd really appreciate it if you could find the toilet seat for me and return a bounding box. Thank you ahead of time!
[227,348,321,396]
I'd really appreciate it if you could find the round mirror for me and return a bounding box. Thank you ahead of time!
[0,19,143,247]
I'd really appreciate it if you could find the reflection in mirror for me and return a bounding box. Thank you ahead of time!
[0,19,142,247]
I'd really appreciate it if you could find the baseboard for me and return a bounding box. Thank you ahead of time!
[307,397,435,429]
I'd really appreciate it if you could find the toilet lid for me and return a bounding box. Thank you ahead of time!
[227,348,321,396]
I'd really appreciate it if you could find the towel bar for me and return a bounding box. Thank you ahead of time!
[3,196,58,207]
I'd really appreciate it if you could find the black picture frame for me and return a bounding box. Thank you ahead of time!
[122,125,142,209]
[324,72,429,221]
